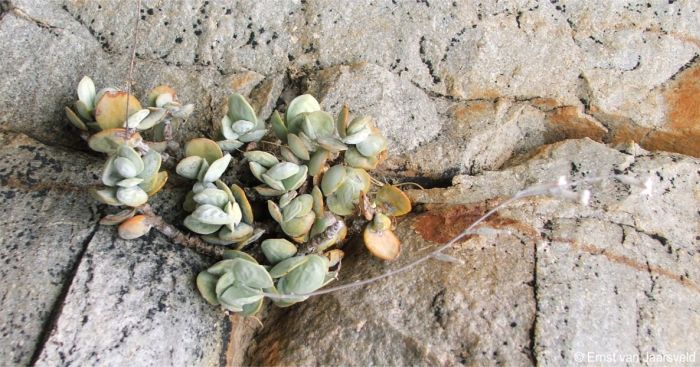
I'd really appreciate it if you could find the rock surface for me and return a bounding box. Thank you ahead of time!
[246,139,700,366]
[2,0,699,171]
[34,227,228,366]
[1,0,700,365]
[0,132,100,365]
[0,132,230,365]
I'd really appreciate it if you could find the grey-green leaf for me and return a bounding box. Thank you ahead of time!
[231,120,255,134]
[117,145,145,174]
[285,94,320,123]
[266,162,300,181]
[192,204,231,225]
[244,151,279,168]
[196,271,220,305]
[221,115,237,140]
[176,156,205,179]
[116,186,148,207]
[281,255,328,294]
[114,157,138,178]
[261,239,298,264]
[193,188,229,208]
[138,149,162,180]
[116,177,144,187]
[77,76,96,108]
[228,93,258,125]
[262,174,286,191]
[269,256,308,278]
[218,139,244,151]
[239,129,267,143]
[219,283,263,310]
[356,134,388,157]
[184,215,221,234]
[231,259,274,288]
[281,165,308,191]
[202,154,232,183]
[126,109,150,129]
[321,165,346,196]
[136,107,167,130]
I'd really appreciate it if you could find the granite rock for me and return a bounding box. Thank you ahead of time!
[0,132,100,365]
[34,227,228,366]
[245,139,700,366]
[0,132,230,365]
[1,0,700,365]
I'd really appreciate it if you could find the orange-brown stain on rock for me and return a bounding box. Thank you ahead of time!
[648,62,700,157]
[546,106,608,142]
[411,203,539,244]
[608,121,650,146]
[450,101,494,121]
[530,97,560,112]
[666,63,700,132]
[230,71,261,91]
[604,62,700,157]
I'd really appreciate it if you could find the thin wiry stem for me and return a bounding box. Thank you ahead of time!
[369,176,385,187]
[394,182,426,190]
[123,0,142,139]
[262,196,519,300]
[262,173,653,300]
[259,140,284,147]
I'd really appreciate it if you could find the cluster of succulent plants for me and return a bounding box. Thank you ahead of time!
[172,93,413,315]
[197,249,337,314]
[66,77,412,317]
[65,76,194,239]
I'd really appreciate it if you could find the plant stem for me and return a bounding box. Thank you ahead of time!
[123,0,142,139]
[140,204,225,258]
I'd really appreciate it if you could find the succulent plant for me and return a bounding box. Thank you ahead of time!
[66,77,197,242]
[361,185,412,260]
[363,212,401,260]
[217,94,268,151]
[65,77,193,134]
[338,115,388,170]
[320,164,371,216]
[87,133,169,240]
[269,95,347,176]
[176,139,264,248]
[90,144,168,208]
[196,251,273,315]
[245,150,307,196]
[146,85,195,143]
[267,254,335,307]
[267,186,346,253]
[270,97,388,170]
[304,186,347,253]
[182,92,412,316]
[267,192,316,242]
